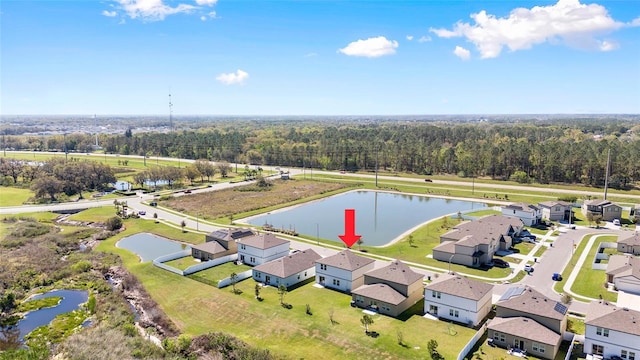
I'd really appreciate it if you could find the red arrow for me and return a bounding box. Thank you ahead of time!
[339,209,361,248]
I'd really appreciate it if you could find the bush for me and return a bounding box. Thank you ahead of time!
[72,260,92,274]
[105,216,123,231]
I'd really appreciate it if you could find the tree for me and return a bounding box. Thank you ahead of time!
[217,161,232,178]
[105,216,123,231]
[31,175,63,201]
[408,235,414,247]
[561,293,573,305]
[278,284,287,305]
[181,220,187,232]
[594,215,603,228]
[428,339,443,360]
[183,165,200,184]
[396,330,404,346]
[153,212,158,223]
[254,284,261,300]
[360,314,374,334]
[230,272,239,294]
[356,238,364,250]
[328,308,336,325]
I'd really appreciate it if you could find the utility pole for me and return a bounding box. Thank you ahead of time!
[375,144,379,187]
[169,92,173,132]
[604,148,611,200]
[63,132,68,161]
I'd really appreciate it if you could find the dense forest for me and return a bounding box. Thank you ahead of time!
[4,118,640,189]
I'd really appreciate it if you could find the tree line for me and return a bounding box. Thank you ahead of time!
[4,119,640,188]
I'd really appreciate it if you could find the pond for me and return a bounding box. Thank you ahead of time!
[117,232,190,262]
[0,289,88,349]
[244,190,488,246]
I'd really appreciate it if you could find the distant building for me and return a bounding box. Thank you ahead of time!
[114,180,131,191]
[502,203,542,226]
[582,199,622,222]
[252,249,322,289]
[315,249,375,293]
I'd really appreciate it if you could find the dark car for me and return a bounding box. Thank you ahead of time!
[150,202,157,207]
[424,178,433,182]
[552,273,563,281]
[493,258,509,268]
[184,190,192,194]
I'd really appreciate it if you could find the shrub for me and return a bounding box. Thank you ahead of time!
[105,216,123,231]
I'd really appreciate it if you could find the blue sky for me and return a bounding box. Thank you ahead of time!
[1,0,639,115]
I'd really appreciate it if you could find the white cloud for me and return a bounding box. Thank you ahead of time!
[453,46,471,60]
[418,35,432,43]
[115,0,196,21]
[630,16,640,27]
[102,10,117,17]
[430,0,625,58]
[599,40,618,51]
[338,36,399,58]
[200,15,206,21]
[304,52,318,57]
[216,69,249,85]
[195,0,217,5]
[406,35,414,41]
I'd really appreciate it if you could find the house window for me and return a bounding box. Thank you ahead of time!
[596,327,602,336]
[319,276,325,283]
[256,272,261,278]
[320,264,327,271]
[449,309,459,317]
[532,343,545,354]
[592,345,604,356]
[500,333,505,342]
[629,352,635,360]
[622,351,628,359]
[240,244,246,250]
[432,291,441,299]
[333,279,340,286]
[297,275,300,279]
[493,332,499,341]
[250,257,255,263]
[603,329,609,337]
[304,271,307,277]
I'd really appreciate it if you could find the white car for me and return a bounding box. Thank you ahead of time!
[613,219,621,226]
[524,265,534,273]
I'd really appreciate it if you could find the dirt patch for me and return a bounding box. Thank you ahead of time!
[162,179,351,220]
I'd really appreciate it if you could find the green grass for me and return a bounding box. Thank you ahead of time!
[24,309,90,347]
[464,332,570,360]
[533,246,547,258]
[567,317,585,335]
[163,256,200,271]
[96,221,476,360]
[465,209,501,217]
[512,242,535,255]
[18,297,62,312]
[0,187,33,206]
[66,206,120,223]
[187,262,252,286]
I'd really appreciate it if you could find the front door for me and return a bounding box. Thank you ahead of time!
[429,305,438,316]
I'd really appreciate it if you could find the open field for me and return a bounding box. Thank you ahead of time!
[0,187,33,206]
[95,220,477,360]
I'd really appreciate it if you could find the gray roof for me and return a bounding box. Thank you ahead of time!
[497,286,567,320]
[606,255,640,280]
[505,202,540,213]
[489,317,562,346]
[584,199,616,207]
[425,273,493,301]
[538,201,571,209]
[618,233,640,247]
[192,241,227,254]
[253,249,321,278]
[441,215,522,246]
[352,284,406,305]
[432,240,456,254]
[316,250,375,271]
[365,260,423,286]
[207,228,255,242]
[237,233,290,250]
[585,301,640,336]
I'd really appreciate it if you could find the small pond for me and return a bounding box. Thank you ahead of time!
[244,190,487,246]
[0,289,88,348]
[117,232,190,262]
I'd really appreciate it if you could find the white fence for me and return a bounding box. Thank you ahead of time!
[457,322,488,360]
[564,333,578,360]
[183,254,238,275]
[592,242,617,270]
[152,250,191,275]
[218,270,253,289]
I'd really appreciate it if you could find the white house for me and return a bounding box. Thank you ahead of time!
[252,249,321,289]
[585,300,640,360]
[237,233,290,266]
[424,273,493,327]
[606,255,640,295]
[114,180,131,191]
[502,203,542,226]
[315,249,376,293]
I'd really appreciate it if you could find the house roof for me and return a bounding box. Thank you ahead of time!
[504,202,540,213]
[584,199,614,207]
[432,240,456,255]
[441,215,523,246]
[585,300,640,336]
[365,260,423,286]
[253,249,321,278]
[207,228,255,242]
[488,317,562,346]
[237,233,290,250]
[538,201,571,209]
[425,273,493,301]
[606,255,640,280]
[352,283,407,305]
[316,249,375,271]
[192,241,228,254]
[497,286,567,320]
[618,233,640,247]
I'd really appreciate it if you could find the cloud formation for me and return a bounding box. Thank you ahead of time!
[406,35,414,41]
[338,36,398,57]
[195,0,217,5]
[417,35,431,43]
[430,0,628,58]
[115,0,196,21]
[453,46,471,60]
[216,69,249,85]
[102,10,117,17]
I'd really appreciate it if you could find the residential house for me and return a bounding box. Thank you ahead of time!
[424,273,493,327]
[617,233,640,255]
[252,249,322,289]
[114,180,131,191]
[351,260,424,317]
[630,204,640,217]
[582,199,623,222]
[237,233,290,266]
[584,300,640,360]
[502,203,542,226]
[538,201,573,222]
[432,215,524,268]
[606,255,640,295]
[488,286,568,360]
[192,228,255,261]
[315,249,376,293]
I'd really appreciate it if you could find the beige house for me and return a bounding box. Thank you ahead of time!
[538,201,572,222]
[606,255,640,295]
[432,215,523,268]
[582,199,622,222]
[351,260,424,317]
[192,228,256,261]
[488,286,568,360]
[617,233,640,255]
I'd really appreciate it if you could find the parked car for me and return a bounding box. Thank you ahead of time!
[524,265,534,273]
[493,258,509,268]
[184,190,192,194]
[424,178,432,182]
[613,219,621,226]
[138,211,146,216]
[150,202,157,207]
[552,273,562,281]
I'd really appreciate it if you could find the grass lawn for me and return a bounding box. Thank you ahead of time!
[96,222,477,360]
[512,242,535,255]
[533,246,547,258]
[465,332,570,360]
[67,206,120,223]
[187,262,252,286]
[465,209,501,217]
[0,187,33,206]
[163,256,200,271]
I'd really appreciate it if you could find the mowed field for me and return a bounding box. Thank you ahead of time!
[161,178,354,221]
